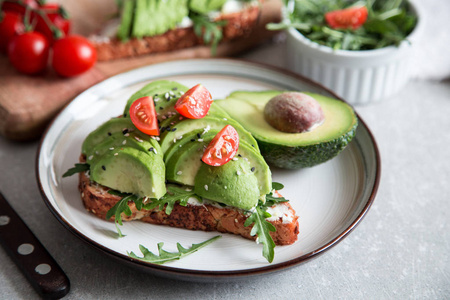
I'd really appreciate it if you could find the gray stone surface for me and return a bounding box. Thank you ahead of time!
[1,3,450,297]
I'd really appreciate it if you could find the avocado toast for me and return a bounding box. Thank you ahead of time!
[91,0,274,61]
[68,80,300,263]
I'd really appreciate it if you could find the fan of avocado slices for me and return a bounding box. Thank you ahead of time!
[64,79,283,263]
[116,0,258,53]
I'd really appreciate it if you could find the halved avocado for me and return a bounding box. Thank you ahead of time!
[90,147,166,199]
[216,91,358,169]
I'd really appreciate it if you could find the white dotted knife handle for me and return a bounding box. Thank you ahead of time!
[0,192,70,299]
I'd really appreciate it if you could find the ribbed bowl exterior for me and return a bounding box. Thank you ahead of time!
[285,3,421,105]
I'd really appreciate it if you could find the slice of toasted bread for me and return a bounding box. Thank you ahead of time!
[79,168,299,245]
[91,4,263,61]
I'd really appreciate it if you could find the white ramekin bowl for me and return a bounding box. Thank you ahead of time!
[285,2,422,105]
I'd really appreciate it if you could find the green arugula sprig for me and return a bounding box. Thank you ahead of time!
[105,186,198,237]
[191,13,227,55]
[269,0,417,51]
[128,235,221,264]
[244,182,289,263]
[62,163,90,177]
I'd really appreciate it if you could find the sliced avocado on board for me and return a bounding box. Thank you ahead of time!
[194,158,260,210]
[90,147,166,199]
[216,91,358,169]
[117,0,136,41]
[189,0,227,14]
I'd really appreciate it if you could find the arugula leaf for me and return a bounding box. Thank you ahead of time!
[62,163,90,177]
[143,186,196,215]
[191,13,227,56]
[244,207,277,263]
[128,235,221,264]
[268,0,417,51]
[106,192,138,237]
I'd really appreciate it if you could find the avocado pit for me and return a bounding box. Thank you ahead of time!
[264,92,325,133]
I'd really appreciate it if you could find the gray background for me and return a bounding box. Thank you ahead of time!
[1,0,449,298]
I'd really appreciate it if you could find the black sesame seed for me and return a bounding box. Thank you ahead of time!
[172,87,177,91]
[172,128,177,132]
[107,132,112,136]
[159,107,163,110]
[161,127,166,133]
[238,154,242,157]
[252,144,255,148]
[148,147,154,152]
[123,113,127,117]
[102,166,106,171]
[154,93,159,97]
[251,167,255,172]
[122,128,129,135]
[197,133,201,138]
[190,139,195,142]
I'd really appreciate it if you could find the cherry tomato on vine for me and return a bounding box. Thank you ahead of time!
[129,96,160,136]
[51,35,97,77]
[8,31,49,74]
[33,4,71,44]
[1,0,38,15]
[202,125,239,167]
[175,84,212,119]
[0,11,24,53]
[325,6,368,30]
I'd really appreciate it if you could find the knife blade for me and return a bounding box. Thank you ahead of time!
[0,192,70,299]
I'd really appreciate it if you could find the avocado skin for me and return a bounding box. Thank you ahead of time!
[257,120,358,169]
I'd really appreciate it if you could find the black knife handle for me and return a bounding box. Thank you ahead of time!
[0,192,70,299]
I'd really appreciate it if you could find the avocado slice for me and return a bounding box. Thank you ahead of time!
[189,0,227,14]
[90,147,166,199]
[159,116,260,154]
[85,131,161,166]
[166,131,271,197]
[123,80,189,120]
[216,91,358,169]
[117,0,136,41]
[132,0,189,38]
[82,118,139,155]
[194,158,260,210]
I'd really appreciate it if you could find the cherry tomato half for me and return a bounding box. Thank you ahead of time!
[0,11,24,53]
[8,31,49,74]
[51,35,97,77]
[325,6,368,30]
[202,125,239,167]
[175,84,212,119]
[129,96,160,136]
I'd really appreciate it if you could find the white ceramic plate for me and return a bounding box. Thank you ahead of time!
[37,59,380,281]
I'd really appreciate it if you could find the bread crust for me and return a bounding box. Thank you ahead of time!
[79,169,299,245]
[91,5,261,61]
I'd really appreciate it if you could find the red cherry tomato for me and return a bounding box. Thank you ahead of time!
[325,6,368,30]
[8,31,49,74]
[202,125,239,167]
[175,84,212,119]
[0,11,24,53]
[129,96,160,136]
[33,4,71,44]
[2,0,38,15]
[51,35,97,77]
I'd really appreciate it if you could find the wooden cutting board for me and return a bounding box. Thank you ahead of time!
[0,0,281,141]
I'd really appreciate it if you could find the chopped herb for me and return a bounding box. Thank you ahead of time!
[128,235,221,264]
[106,190,140,237]
[62,163,90,177]
[191,13,227,55]
[144,186,197,215]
